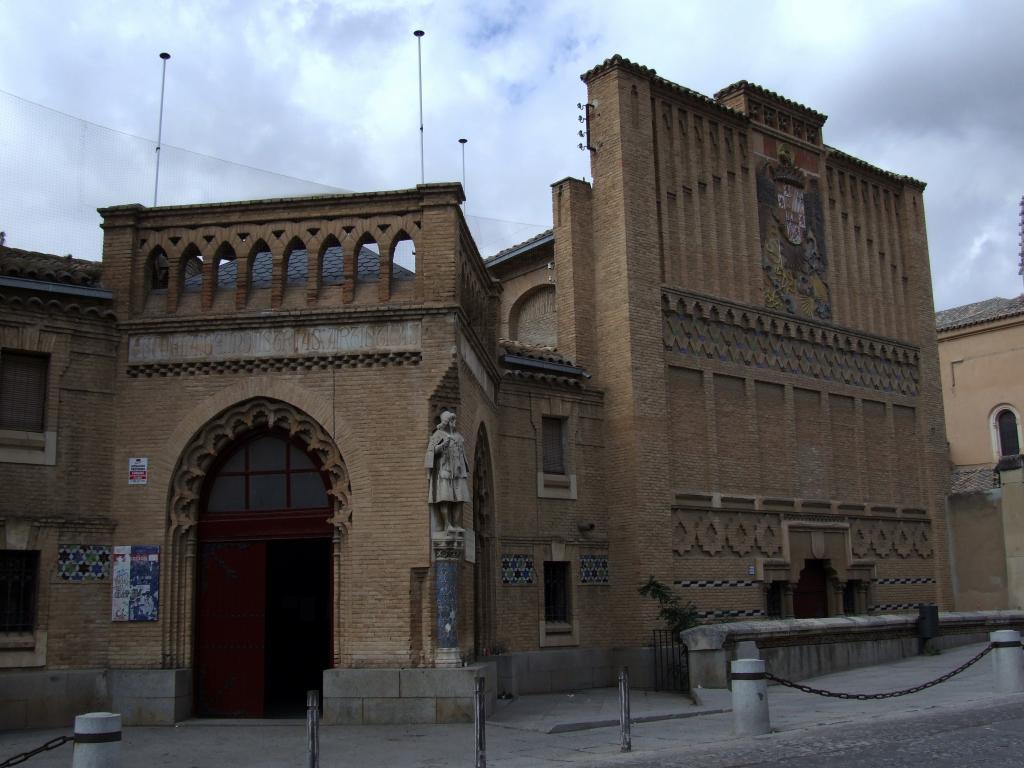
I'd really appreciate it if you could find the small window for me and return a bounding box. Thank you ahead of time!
[542,417,566,475]
[543,561,570,623]
[842,580,861,615]
[0,550,39,632]
[0,352,48,432]
[997,409,1020,457]
[766,581,784,619]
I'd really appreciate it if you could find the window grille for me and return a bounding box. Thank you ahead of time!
[997,410,1020,457]
[542,417,565,474]
[0,352,48,432]
[0,550,39,632]
[543,561,570,623]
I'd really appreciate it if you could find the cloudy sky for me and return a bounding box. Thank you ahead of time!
[1,0,1021,310]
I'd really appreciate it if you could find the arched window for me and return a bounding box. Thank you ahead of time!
[200,431,332,541]
[997,408,1021,457]
[148,247,169,290]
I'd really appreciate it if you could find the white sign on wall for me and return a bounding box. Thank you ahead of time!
[128,457,148,485]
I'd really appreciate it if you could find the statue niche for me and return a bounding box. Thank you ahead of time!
[425,409,471,536]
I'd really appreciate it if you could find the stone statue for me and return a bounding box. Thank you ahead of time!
[425,410,471,534]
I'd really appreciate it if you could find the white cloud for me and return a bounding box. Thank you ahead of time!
[0,0,1020,309]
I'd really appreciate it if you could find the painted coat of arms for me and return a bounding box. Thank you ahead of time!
[756,146,831,320]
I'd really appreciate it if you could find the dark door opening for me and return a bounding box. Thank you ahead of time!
[194,431,335,718]
[793,559,829,619]
[196,537,331,717]
[264,538,331,716]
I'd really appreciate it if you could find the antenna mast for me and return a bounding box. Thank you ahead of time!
[153,52,171,207]
[458,138,467,212]
[414,30,425,185]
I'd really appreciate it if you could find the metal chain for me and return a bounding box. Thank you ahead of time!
[764,644,992,700]
[0,735,73,768]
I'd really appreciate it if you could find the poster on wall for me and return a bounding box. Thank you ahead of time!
[111,545,160,622]
[128,457,148,485]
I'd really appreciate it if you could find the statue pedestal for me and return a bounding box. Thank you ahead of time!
[432,533,465,668]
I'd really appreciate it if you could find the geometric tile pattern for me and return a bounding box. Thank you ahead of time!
[56,544,111,581]
[696,608,765,619]
[677,579,757,588]
[501,554,535,585]
[579,554,609,584]
[873,577,935,585]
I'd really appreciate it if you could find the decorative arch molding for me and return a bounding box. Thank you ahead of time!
[167,397,352,535]
[161,391,355,669]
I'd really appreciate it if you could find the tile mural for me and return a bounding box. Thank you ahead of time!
[57,544,110,582]
[579,554,609,584]
[501,554,534,585]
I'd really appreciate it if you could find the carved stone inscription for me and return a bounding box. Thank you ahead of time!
[128,320,421,364]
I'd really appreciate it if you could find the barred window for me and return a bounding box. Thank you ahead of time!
[543,561,570,623]
[542,417,565,475]
[0,352,48,432]
[1,550,39,632]
[997,409,1020,457]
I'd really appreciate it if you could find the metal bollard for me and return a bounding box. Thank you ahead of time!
[474,676,486,768]
[71,712,121,768]
[306,690,320,768]
[731,658,770,737]
[990,630,1024,694]
[618,667,631,752]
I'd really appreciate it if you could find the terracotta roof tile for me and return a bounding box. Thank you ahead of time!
[936,295,1024,331]
[0,245,103,287]
[950,467,998,495]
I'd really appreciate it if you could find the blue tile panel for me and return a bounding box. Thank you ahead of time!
[56,544,110,582]
[501,554,534,585]
[579,554,609,584]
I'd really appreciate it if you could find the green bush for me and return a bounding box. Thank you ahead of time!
[638,576,700,635]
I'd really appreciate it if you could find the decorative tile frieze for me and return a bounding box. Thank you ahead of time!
[56,544,110,581]
[501,554,535,585]
[873,577,935,585]
[677,579,758,588]
[697,608,765,619]
[579,554,609,584]
[662,289,920,396]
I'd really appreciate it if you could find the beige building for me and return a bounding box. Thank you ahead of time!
[1,54,951,728]
[938,294,1024,610]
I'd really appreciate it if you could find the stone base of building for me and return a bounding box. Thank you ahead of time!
[489,647,656,697]
[0,668,109,730]
[109,669,192,726]
[322,664,496,725]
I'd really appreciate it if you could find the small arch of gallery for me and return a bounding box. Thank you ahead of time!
[142,224,419,314]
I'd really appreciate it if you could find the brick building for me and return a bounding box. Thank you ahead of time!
[0,55,949,727]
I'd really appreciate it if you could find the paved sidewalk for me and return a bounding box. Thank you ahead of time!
[0,642,1008,767]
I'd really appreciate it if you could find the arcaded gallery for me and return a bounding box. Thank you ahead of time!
[0,55,949,727]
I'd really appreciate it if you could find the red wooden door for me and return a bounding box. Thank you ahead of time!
[196,541,266,717]
[793,559,829,619]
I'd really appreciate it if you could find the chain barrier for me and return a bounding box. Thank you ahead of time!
[0,735,73,768]
[764,644,992,700]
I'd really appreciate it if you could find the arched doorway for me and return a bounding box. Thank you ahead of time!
[473,425,495,658]
[195,430,333,717]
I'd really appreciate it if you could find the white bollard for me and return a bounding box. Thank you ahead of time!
[72,712,121,768]
[990,630,1024,694]
[731,658,770,737]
